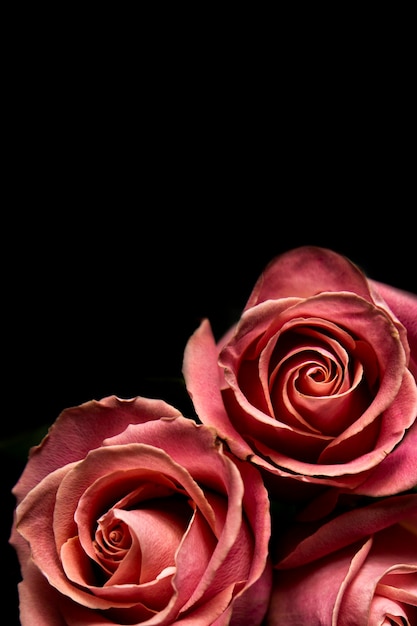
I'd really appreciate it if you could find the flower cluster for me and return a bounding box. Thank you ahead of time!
[10,246,417,625]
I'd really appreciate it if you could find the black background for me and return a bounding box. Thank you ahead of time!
[3,15,416,625]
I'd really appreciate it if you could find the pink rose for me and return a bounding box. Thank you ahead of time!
[183,246,417,498]
[10,395,272,625]
[266,493,417,625]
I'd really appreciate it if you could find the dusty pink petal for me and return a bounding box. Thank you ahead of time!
[244,245,376,309]
[13,395,182,504]
[182,318,253,459]
[63,492,239,623]
[73,590,235,626]
[61,535,98,585]
[377,572,417,604]
[333,538,376,626]
[174,587,234,625]
[14,464,113,609]
[9,511,31,569]
[107,506,186,584]
[371,279,417,377]
[369,595,411,625]
[16,537,121,626]
[235,456,271,587]
[63,599,155,625]
[172,506,219,608]
[177,455,271,624]
[276,494,417,569]
[211,607,234,626]
[222,298,300,362]
[247,438,369,489]
[17,561,69,626]
[320,367,417,468]
[352,418,417,496]
[337,525,417,625]
[192,517,253,606]
[266,540,366,626]
[229,561,272,626]
[67,608,149,625]
[176,458,245,611]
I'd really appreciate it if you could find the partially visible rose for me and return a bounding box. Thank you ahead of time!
[10,395,272,626]
[183,246,417,499]
[266,493,417,626]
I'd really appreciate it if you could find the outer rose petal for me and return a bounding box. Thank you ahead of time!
[371,279,417,379]
[268,494,417,626]
[266,541,371,626]
[228,562,273,626]
[335,528,417,626]
[182,318,252,460]
[244,245,376,308]
[13,395,182,504]
[17,561,68,626]
[351,418,417,496]
[276,494,417,569]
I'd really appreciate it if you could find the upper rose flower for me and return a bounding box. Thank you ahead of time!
[266,493,417,625]
[10,395,272,626]
[183,246,417,498]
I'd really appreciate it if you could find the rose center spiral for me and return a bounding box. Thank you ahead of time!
[93,494,193,584]
[268,323,374,436]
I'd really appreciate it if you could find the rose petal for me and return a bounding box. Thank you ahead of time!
[182,318,252,459]
[174,588,234,625]
[370,279,417,377]
[266,540,369,626]
[244,246,376,310]
[337,525,417,625]
[15,462,126,610]
[351,400,417,496]
[230,561,272,626]
[368,595,411,626]
[320,367,417,469]
[276,494,417,569]
[378,572,417,604]
[17,561,69,626]
[12,395,182,505]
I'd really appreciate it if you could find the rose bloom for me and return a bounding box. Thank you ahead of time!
[266,493,417,625]
[183,246,417,499]
[10,395,272,626]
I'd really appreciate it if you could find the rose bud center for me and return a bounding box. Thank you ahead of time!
[93,493,193,585]
[268,322,377,436]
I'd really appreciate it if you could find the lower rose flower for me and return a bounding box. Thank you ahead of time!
[266,493,417,625]
[10,395,272,626]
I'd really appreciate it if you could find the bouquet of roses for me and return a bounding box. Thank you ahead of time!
[10,246,417,625]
